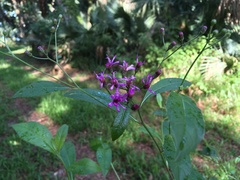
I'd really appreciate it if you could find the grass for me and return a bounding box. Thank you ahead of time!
[0,43,240,179]
[37,91,116,135]
[0,53,58,179]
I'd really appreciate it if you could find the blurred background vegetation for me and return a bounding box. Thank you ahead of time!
[0,0,240,179]
[1,0,240,67]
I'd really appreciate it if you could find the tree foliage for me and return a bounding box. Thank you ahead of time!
[1,0,239,65]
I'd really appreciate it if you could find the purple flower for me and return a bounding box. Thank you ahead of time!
[201,26,207,34]
[108,90,127,112]
[95,72,106,88]
[131,104,140,111]
[119,60,135,72]
[37,46,45,52]
[105,55,119,69]
[124,75,135,87]
[135,56,144,71]
[127,87,136,98]
[123,75,140,91]
[142,74,155,94]
[25,50,32,56]
[107,72,125,90]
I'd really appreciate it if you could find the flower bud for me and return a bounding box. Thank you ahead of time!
[50,26,56,33]
[25,50,32,57]
[135,56,144,72]
[53,19,58,25]
[178,32,184,41]
[160,28,165,36]
[200,26,208,34]
[37,46,45,53]
[136,61,143,70]
[131,104,140,111]
[153,69,162,79]
[221,28,228,33]
[167,41,176,51]
[59,14,63,19]
[213,29,219,35]
[218,28,228,37]
[211,19,217,25]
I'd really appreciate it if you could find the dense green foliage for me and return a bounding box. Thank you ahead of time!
[1,0,239,68]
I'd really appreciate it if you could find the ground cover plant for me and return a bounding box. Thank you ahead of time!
[1,11,239,180]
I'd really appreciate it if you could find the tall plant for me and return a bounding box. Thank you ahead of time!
[0,15,230,179]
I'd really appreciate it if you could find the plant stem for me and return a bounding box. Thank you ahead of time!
[54,19,61,64]
[159,34,200,68]
[48,20,116,110]
[47,33,53,53]
[179,40,209,88]
[178,25,215,87]
[137,110,174,179]
[159,45,182,67]
[1,39,75,88]
[111,163,121,180]
[57,154,74,180]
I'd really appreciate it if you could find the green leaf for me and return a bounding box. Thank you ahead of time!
[166,92,186,151]
[188,168,205,180]
[12,122,53,153]
[168,156,204,180]
[64,89,111,107]
[141,78,191,106]
[138,125,162,141]
[13,81,69,98]
[60,141,76,169]
[52,124,68,152]
[67,158,101,175]
[166,92,205,161]
[163,134,176,161]
[177,94,204,160]
[90,138,103,151]
[156,93,163,108]
[111,108,130,141]
[153,109,167,117]
[96,143,112,177]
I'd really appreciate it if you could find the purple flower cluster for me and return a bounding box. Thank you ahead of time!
[96,56,162,112]
[95,27,210,112]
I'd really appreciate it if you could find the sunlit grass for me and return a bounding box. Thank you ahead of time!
[1,42,239,179]
[10,47,28,54]
[0,61,11,69]
[0,52,58,179]
[0,56,38,92]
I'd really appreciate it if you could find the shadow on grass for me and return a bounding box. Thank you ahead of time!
[1,49,239,179]
[0,57,59,179]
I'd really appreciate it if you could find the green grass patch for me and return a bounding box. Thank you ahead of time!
[0,79,58,179]
[0,49,59,179]
[37,91,116,135]
[0,59,37,91]
[1,42,240,179]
